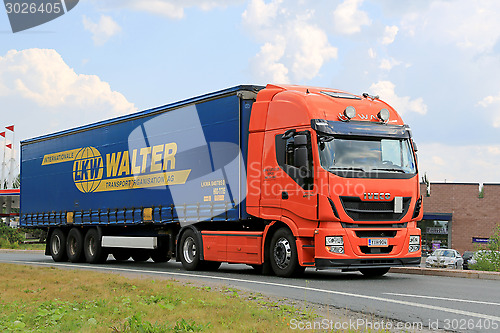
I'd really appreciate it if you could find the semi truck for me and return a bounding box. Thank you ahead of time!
[20,84,422,277]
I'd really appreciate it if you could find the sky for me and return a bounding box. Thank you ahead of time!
[0,0,499,184]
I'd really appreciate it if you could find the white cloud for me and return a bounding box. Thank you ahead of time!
[400,0,500,54]
[369,80,427,115]
[83,15,121,46]
[290,22,338,81]
[477,93,500,127]
[379,58,401,71]
[381,25,398,45]
[419,143,500,183]
[332,0,371,35]
[250,36,289,83]
[113,0,242,19]
[0,49,136,140]
[243,0,337,82]
[241,0,282,28]
[368,48,376,59]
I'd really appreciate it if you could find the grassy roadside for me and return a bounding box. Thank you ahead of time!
[0,263,314,332]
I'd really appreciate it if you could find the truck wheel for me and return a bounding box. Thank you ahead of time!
[112,251,131,261]
[270,228,302,277]
[179,229,201,271]
[84,229,108,264]
[49,228,68,262]
[132,251,150,262]
[359,267,390,277]
[67,228,85,263]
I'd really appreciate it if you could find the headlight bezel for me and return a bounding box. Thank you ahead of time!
[325,236,344,246]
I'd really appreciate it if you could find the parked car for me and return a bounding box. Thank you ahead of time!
[467,250,500,268]
[425,249,463,269]
[462,251,475,270]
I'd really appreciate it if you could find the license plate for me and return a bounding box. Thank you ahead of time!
[368,238,388,247]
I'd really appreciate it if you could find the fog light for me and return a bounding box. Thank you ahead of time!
[409,245,420,253]
[327,246,344,254]
[326,236,343,246]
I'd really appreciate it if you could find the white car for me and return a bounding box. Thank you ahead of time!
[425,249,463,269]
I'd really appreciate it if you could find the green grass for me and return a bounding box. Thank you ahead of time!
[0,264,314,332]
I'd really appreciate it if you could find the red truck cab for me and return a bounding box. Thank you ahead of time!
[243,84,422,276]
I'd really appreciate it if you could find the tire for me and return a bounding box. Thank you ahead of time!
[269,228,302,277]
[150,247,170,263]
[112,251,131,261]
[66,228,85,263]
[132,251,150,262]
[179,229,201,271]
[359,267,390,277]
[49,228,68,262]
[84,228,108,264]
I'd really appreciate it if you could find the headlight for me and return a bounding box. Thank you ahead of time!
[326,236,343,246]
[409,235,420,245]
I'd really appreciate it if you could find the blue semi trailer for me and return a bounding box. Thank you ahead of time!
[21,86,261,266]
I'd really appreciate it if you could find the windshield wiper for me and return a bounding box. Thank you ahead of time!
[371,168,406,173]
[329,166,366,172]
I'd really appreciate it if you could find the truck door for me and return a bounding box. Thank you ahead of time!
[275,130,317,222]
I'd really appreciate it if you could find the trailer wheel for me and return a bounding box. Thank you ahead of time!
[67,228,85,263]
[151,249,170,263]
[270,228,303,277]
[131,251,150,262]
[359,267,390,277]
[179,229,201,271]
[49,228,68,262]
[84,229,108,264]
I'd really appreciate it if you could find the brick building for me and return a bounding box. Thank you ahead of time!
[418,183,500,254]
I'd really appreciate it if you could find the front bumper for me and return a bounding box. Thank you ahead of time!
[315,256,421,270]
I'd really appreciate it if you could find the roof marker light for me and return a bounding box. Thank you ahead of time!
[343,106,356,121]
[377,108,390,122]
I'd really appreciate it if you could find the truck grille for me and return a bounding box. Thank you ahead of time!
[340,196,411,221]
[355,230,397,238]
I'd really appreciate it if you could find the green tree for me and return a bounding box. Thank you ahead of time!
[470,225,500,272]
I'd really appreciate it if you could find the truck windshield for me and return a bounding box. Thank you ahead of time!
[318,137,416,174]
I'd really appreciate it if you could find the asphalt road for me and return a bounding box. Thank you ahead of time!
[1,251,499,332]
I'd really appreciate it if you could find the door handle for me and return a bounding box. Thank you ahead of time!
[282,191,289,200]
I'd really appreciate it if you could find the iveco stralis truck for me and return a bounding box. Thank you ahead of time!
[21,84,422,277]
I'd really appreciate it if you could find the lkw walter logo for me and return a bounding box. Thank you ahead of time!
[3,0,79,33]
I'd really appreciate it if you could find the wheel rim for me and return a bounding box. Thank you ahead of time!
[52,235,61,255]
[182,236,196,264]
[273,237,292,269]
[88,235,96,257]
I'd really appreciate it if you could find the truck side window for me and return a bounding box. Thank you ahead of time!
[275,131,314,190]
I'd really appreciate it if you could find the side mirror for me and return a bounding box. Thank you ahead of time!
[294,135,308,169]
[412,140,418,152]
